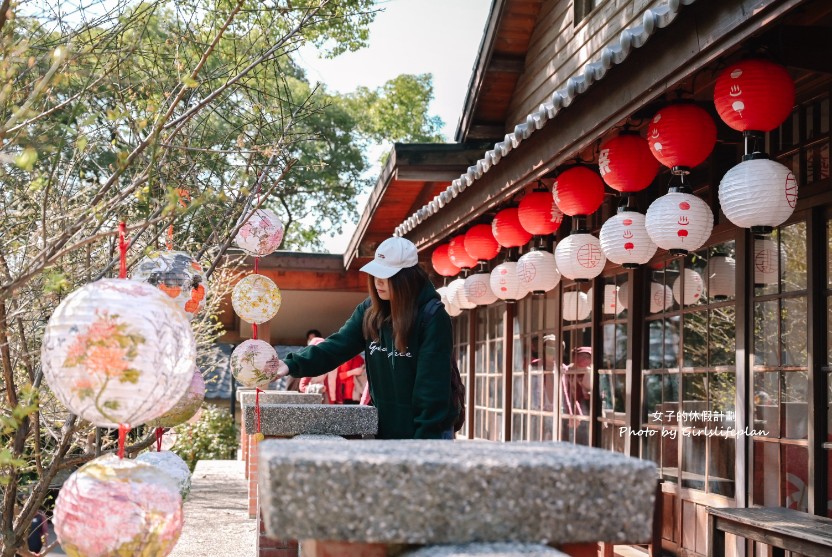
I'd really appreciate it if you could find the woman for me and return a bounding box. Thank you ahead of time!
[275,237,456,439]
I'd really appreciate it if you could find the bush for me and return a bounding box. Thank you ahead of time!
[171,405,237,471]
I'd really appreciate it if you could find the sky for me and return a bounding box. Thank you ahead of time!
[294,0,493,254]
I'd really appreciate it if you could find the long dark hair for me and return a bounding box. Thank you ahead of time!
[362,265,429,352]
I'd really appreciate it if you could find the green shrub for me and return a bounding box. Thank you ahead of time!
[171,404,237,471]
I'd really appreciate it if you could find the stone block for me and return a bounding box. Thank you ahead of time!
[244,404,377,437]
[259,440,656,545]
[401,543,569,556]
[238,389,323,406]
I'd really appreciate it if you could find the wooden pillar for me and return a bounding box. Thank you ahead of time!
[503,302,514,442]
[467,306,477,440]
[807,206,827,515]
[625,266,646,458]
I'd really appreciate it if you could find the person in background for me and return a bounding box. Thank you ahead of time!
[337,353,366,404]
[306,329,323,344]
[275,237,456,439]
[298,337,340,403]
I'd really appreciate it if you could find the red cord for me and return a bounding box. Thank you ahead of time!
[166,224,174,251]
[254,256,259,274]
[252,323,258,339]
[255,388,264,434]
[155,427,164,452]
[118,222,129,279]
[117,424,130,459]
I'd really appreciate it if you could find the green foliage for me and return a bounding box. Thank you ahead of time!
[170,404,237,471]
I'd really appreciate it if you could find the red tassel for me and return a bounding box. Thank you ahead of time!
[155,427,164,452]
[117,424,130,459]
[118,222,129,279]
[253,388,265,441]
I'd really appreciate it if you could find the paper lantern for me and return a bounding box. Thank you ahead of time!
[554,233,606,281]
[41,279,195,428]
[718,157,797,233]
[603,284,621,315]
[55,455,183,557]
[645,191,713,255]
[599,211,657,268]
[518,190,564,235]
[234,208,284,256]
[437,286,462,317]
[754,236,781,286]
[705,255,736,300]
[464,224,500,262]
[448,235,478,269]
[447,277,476,310]
[490,262,528,301]
[598,134,660,193]
[562,291,590,321]
[232,274,281,324]
[553,166,605,216]
[648,104,717,172]
[230,339,282,388]
[714,59,794,133]
[649,282,674,313]
[136,450,192,499]
[517,250,561,294]
[492,208,533,248]
[147,369,205,428]
[131,251,207,319]
[432,244,461,277]
[672,269,704,306]
[463,273,498,306]
[616,281,629,311]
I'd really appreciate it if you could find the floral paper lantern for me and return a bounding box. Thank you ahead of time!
[41,279,196,428]
[234,208,284,256]
[554,233,606,281]
[447,277,476,310]
[645,191,713,255]
[448,235,478,269]
[231,339,282,388]
[553,166,605,216]
[649,282,674,313]
[432,244,461,277]
[599,211,657,268]
[705,254,736,300]
[492,208,533,248]
[754,236,781,286]
[718,157,797,233]
[136,450,192,499]
[464,225,500,262]
[147,369,205,428]
[562,291,590,321]
[437,286,462,317]
[598,134,660,193]
[517,250,560,294]
[648,104,717,172]
[490,262,528,301]
[231,274,281,324]
[603,284,621,315]
[55,455,183,557]
[131,251,207,319]
[518,190,564,235]
[463,273,498,306]
[714,59,794,133]
[672,269,704,306]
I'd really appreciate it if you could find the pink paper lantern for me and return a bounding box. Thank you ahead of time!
[234,208,285,256]
[231,339,282,388]
[147,369,205,428]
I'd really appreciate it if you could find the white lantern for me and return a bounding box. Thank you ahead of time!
[603,284,621,314]
[231,339,282,388]
[136,450,192,499]
[148,369,205,428]
[645,191,713,255]
[599,211,657,268]
[447,277,476,310]
[490,262,527,301]
[463,273,498,306]
[436,286,462,316]
[131,250,207,319]
[55,455,183,556]
[754,236,781,285]
[705,255,736,300]
[649,282,674,313]
[517,250,561,293]
[232,274,281,324]
[719,158,797,232]
[616,281,629,311]
[672,269,704,306]
[562,291,590,321]
[554,233,606,281]
[234,208,285,256]
[41,279,195,428]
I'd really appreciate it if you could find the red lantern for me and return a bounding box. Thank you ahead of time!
[518,190,564,235]
[553,166,605,216]
[464,224,500,262]
[448,235,477,269]
[647,104,716,172]
[714,59,794,133]
[431,244,460,277]
[598,134,660,192]
[492,208,533,248]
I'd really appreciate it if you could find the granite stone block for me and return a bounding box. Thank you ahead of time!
[401,543,568,556]
[243,404,377,437]
[259,439,656,545]
[238,389,323,405]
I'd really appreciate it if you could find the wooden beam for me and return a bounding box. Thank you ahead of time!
[777,25,832,74]
[466,123,507,140]
[488,54,526,74]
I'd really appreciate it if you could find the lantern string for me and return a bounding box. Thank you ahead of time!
[155,427,164,452]
[118,222,129,279]
[252,322,258,340]
[166,224,174,251]
[255,387,264,435]
[117,423,130,459]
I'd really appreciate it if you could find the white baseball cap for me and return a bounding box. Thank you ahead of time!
[360,237,419,279]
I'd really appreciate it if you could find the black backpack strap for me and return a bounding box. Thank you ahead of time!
[420,297,443,327]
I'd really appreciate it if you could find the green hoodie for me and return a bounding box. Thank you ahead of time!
[284,282,455,439]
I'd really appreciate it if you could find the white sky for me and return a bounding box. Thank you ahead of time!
[294,0,492,254]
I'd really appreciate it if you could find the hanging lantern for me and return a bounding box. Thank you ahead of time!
[448,235,478,269]
[131,251,207,319]
[431,244,461,277]
[553,166,605,216]
[603,284,621,315]
[554,233,606,281]
[490,262,528,301]
[718,156,798,233]
[562,291,590,321]
[645,190,713,255]
[753,236,780,286]
[672,269,704,306]
[649,282,674,313]
[437,286,462,317]
[599,210,657,268]
[616,281,629,311]
[136,450,192,499]
[447,277,476,310]
[41,279,196,428]
[492,208,533,248]
[706,254,736,300]
[463,273,498,306]
[517,250,560,294]
[464,224,500,262]
[231,339,282,388]
[648,104,717,173]
[234,208,285,256]
[598,134,660,193]
[55,455,183,557]
[147,368,205,428]
[714,59,794,133]
[518,189,564,235]
[231,274,281,324]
